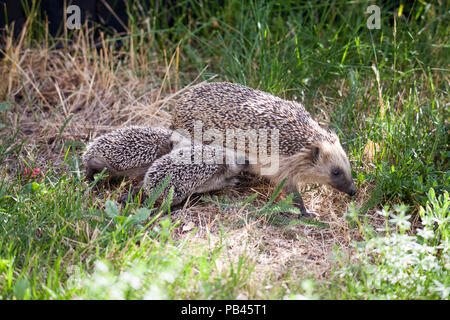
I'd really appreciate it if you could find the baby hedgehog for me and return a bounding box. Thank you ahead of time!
[139,144,245,206]
[82,126,244,207]
[172,82,357,217]
[82,126,176,181]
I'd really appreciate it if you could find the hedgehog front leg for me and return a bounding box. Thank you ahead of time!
[284,182,317,218]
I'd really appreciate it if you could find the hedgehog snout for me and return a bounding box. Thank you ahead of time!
[348,184,357,197]
[328,175,356,197]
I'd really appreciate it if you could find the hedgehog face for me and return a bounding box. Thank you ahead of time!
[169,130,192,150]
[309,139,356,196]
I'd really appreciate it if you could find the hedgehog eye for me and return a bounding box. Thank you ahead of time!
[332,168,340,176]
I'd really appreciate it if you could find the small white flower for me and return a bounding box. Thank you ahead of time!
[108,287,125,300]
[94,261,109,273]
[420,214,434,228]
[433,280,449,299]
[389,213,411,231]
[417,228,435,240]
[144,284,168,300]
[120,271,142,290]
[159,270,177,283]
[93,275,110,288]
[377,208,390,217]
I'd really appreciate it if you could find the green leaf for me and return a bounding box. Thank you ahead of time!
[427,188,435,202]
[158,186,174,215]
[241,193,258,206]
[144,174,173,209]
[31,182,41,192]
[114,216,127,224]
[23,183,33,195]
[105,200,119,218]
[288,218,330,228]
[0,102,11,111]
[13,278,31,300]
[129,208,152,225]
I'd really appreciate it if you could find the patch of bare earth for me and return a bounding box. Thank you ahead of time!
[1,42,382,297]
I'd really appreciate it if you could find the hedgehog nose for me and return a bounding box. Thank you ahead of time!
[348,186,357,197]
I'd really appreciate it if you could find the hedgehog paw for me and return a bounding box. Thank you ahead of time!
[226,177,241,187]
[299,209,317,219]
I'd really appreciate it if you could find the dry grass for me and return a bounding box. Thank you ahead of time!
[2,32,187,166]
[170,181,377,293]
[0,30,381,290]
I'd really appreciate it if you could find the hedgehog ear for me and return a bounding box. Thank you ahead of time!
[169,141,174,150]
[311,145,320,164]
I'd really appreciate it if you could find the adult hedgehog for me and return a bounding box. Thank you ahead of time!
[171,82,356,217]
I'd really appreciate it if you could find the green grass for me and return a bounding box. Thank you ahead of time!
[0,0,448,299]
[0,155,256,299]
